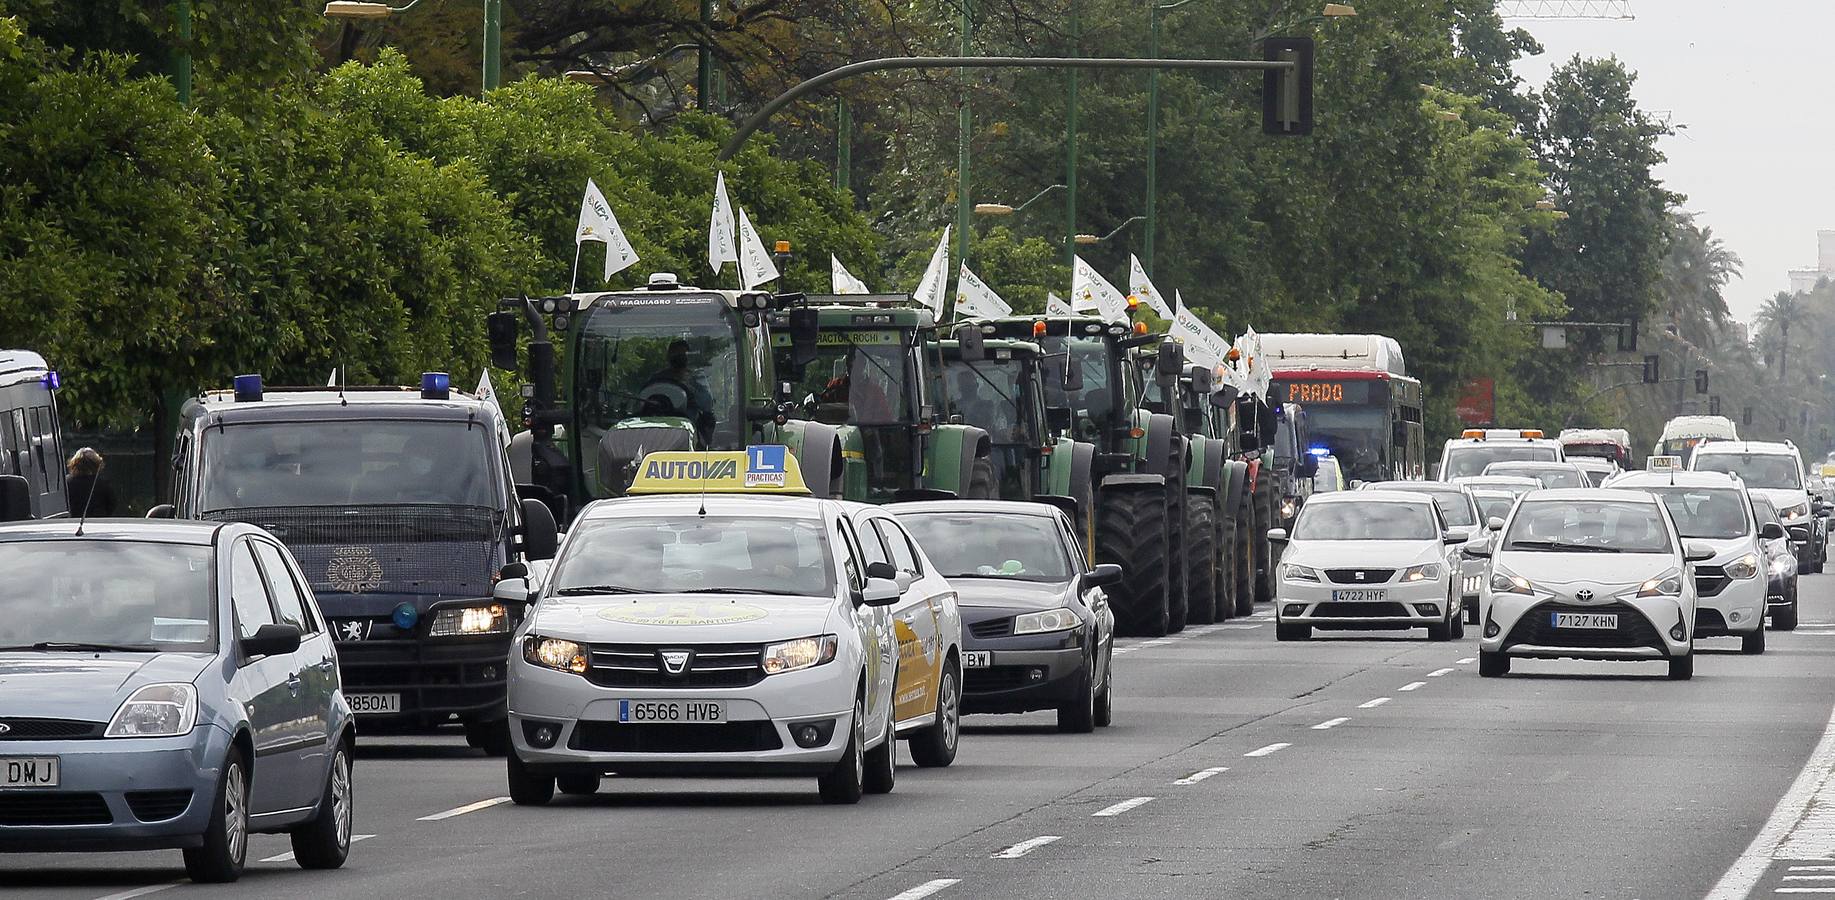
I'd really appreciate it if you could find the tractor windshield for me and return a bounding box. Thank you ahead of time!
[778,330,915,426]
[572,294,745,447]
[1038,335,1124,444]
[942,352,1042,500]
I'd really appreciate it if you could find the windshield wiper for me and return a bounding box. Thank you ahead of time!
[0,641,159,652]
[553,585,648,596]
[1505,540,1622,553]
[676,587,807,596]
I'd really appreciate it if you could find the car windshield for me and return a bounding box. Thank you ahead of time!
[1472,493,1514,522]
[1443,444,1557,478]
[0,540,215,651]
[1694,453,1802,490]
[551,516,835,598]
[200,420,497,511]
[1293,501,1436,541]
[1484,463,1585,489]
[1503,499,1673,553]
[897,512,1072,582]
[573,293,745,447]
[1639,487,1751,540]
[777,330,913,426]
[1363,484,1475,527]
[941,355,1031,445]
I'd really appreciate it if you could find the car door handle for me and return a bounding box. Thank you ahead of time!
[286,675,303,695]
[314,659,336,672]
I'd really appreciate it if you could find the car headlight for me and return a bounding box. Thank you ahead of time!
[522,636,589,674]
[1489,569,1533,595]
[429,603,510,637]
[1283,563,1321,583]
[1402,563,1443,582]
[1724,552,1761,580]
[1014,607,1081,635]
[762,635,838,675]
[106,683,197,738]
[1280,499,1298,519]
[1636,569,1684,598]
[1782,501,1811,521]
[1772,554,1797,576]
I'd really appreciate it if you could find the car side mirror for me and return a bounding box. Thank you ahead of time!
[1442,531,1464,545]
[860,576,901,607]
[1486,516,1505,532]
[145,503,176,520]
[1761,521,1786,540]
[241,622,302,659]
[1465,543,1492,559]
[1684,542,1715,563]
[1267,527,1288,543]
[1083,563,1123,589]
[493,577,532,604]
[519,498,559,561]
[0,474,31,522]
[1818,501,1833,516]
[864,561,898,582]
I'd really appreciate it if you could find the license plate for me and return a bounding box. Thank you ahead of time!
[1331,589,1388,603]
[963,651,993,669]
[1552,612,1618,630]
[346,693,402,715]
[618,700,726,723]
[1,757,58,788]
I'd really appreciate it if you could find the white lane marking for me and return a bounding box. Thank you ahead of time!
[94,884,182,900]
[1774,889,1835,894]
[1112,647,1137,655]
[1456,657,1476,664]
[418,796,511,821]
[1427,667,1456,677]
[1221,623,1265,630]
[1399,681,1426,692]
[1139,638,1174,648]
[1092,796,1156,817]
[1244,742,1291,758]
[1784,875,1835,881]
[1793,867,1835,872]
[886,879,961,900]
[991,835,1062,859]
[1173,766,1229,785]
[1706,696,1835,900]
[1359,697,1391,709]
[262,833,376,863]
[1313,717,1350,730]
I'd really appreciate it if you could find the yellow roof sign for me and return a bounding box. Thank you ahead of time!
[627,447,810,496]
[1646,455,1683,471]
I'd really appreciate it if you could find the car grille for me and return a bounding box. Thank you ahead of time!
[585,643,766,689]
[965,666,1032,693]
[1325,568,1395,584]
[569,721,782,753]
[1695,608,1729,632]
[1502,601,1664,650]
[125,790,193,822]
[1311,602,1410,618]
[1695,566,1731,598]
[0,718,104,740]
[968,618,1014,639]
[0,792,112,826]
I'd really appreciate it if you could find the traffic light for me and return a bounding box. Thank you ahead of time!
[1743,406,1754,426]
[1617,325,1637,352]
[1262,37,1314,136]
[1642,355,1660,384]
[1709,395,1721,416]
[1694,369,1709,395]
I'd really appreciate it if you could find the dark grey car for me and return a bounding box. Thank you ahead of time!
[0,520,354,882]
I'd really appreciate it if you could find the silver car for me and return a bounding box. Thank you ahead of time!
[0,520,354,882]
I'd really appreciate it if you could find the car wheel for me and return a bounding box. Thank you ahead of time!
[908,659,960,768]
[557,773,601,796]
[818,698,866,804]
[1775,602,1800,631]
[1668,653,1695,680]
[1275,623,1310,641]
[1478,651,1509,677]
[465,719,513,757]
[290,741,353,870]
[1093,658,1114,728]
[1451,608,1466,640]
[863,708,896,795]
[183,749,249,883]
[506,753,554,806]
[1742,624,1767,655]
[1057,657,1096,734]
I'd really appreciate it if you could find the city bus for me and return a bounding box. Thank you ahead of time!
[1262,334,1426,483]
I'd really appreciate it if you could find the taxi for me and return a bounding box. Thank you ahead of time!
[501,447,956,805]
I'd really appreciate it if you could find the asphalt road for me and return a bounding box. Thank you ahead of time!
[10,576,1835,900]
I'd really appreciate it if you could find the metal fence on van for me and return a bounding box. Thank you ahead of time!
[198,504,506,599]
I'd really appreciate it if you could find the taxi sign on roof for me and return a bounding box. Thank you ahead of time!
[1647,455,1683,472]
[627,446,810,495]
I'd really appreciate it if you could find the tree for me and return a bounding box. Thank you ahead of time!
[1757,292,1809,382]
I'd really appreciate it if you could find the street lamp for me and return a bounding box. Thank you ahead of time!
[1075,216,1145,245]
[324,0,502,94]
[974,184,1067,217]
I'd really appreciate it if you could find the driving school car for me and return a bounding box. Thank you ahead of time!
[502,448,954,805]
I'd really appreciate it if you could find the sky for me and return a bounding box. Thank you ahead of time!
[1508,0,1835,324]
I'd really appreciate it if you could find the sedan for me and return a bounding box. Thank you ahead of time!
[1472,489,1707,680]
[1754,496,1800,630]
[1482,460,1591,489]
[1269,491,1466,642]
[0,520,354,882]
[895,501,1121,733]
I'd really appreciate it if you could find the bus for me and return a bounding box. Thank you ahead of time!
[1261,334,1425,482]
[0,350,66,518]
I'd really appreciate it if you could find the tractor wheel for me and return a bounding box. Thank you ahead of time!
[1166,492,1189,634]
[1185,499,1221,625]
[1253,483,1277,604]
[967,456,996,500]
[1097,489,1172,637]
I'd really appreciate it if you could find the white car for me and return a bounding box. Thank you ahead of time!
[1361,480,1491,623]
[1482,460,1591,490]
[1473,488,1708,680]
[1469,488,1519,526]
[1690,440,1827,574]
[1437,429,1564,481]
[1604,471,1775,654]
[1270,491,1465,641]
[1569,456,1620,487]
[1450,474,1542,498]
[502,450,962,806]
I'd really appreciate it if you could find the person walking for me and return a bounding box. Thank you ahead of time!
[66,447,117,517]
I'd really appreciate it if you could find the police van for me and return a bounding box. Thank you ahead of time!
[0,350,66,518]
[154,373,558,752]
[502,447,962,805]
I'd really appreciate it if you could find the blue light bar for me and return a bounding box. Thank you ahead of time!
[41,370,59,391]
[421,372,450,400]
[1308,447,1331,456]
[232,374,263,402]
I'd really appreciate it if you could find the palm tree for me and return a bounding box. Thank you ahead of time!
[1756,292,1808,381]
[1657,213,1741,351]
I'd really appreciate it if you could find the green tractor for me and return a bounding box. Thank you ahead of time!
[768,296,997,502]
[488,274,846,516]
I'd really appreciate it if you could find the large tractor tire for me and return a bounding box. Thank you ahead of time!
[1097,488,1172,637]
[967,456,996,499]
[1253,475,1278,604]
[1184,497,1222,625]
[1165,490,1189,634]
[1234,485,1257,617]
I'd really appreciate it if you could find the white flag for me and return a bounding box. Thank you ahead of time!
[831,255,870,294]
[708,171,738,275]
[1172,295,1223,370]
[912,226,951,316]
[1129,255,1174,319]
[1072,256,1130,323]
[326,368,338,388]
[477,370,512,446]
[1045,292,1074,316]
[954,265,1013,319]
[1234,326,1272,399]
[576,179,639,281]
[736,206,780,290]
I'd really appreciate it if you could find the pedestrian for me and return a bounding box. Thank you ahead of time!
[66,447,117,517]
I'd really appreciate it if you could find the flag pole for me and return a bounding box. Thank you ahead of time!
[569,244,583,295]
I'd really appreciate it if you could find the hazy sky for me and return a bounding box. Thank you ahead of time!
[1508,1,1835,324]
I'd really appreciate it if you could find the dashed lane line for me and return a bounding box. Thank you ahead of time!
[1399,681,1426,692]
[1092,797,1156,817]
[1173,767,1229,785]
[1427,667,1456,677]
[1221,623,1265,630]
[1784,875,1835,881]
[991,835,1062,859]
[1705,685,1835,899]
[1358,697,1391,709]
[886,879,961,900]
[261,834,377,863]
[1774,889,1835,894]
[1313,717,1350,730]
[1456,657,1476,664]
[418,796,511,821]
[93,883,181,900]
[1244,742,1291,758]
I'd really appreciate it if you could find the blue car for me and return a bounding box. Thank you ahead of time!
[0,519,354,882]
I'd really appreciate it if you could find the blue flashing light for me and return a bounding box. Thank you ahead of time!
[232,374,263,403]
[41,370,59,391]
[420,372,451,400]
[392,602,419,632]
[1307,447,1331,456]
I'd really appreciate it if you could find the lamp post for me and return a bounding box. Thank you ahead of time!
[324,0,502,94]
[698,0,714,108]
[973,184,1067,218]
[1075,216,1145,245]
